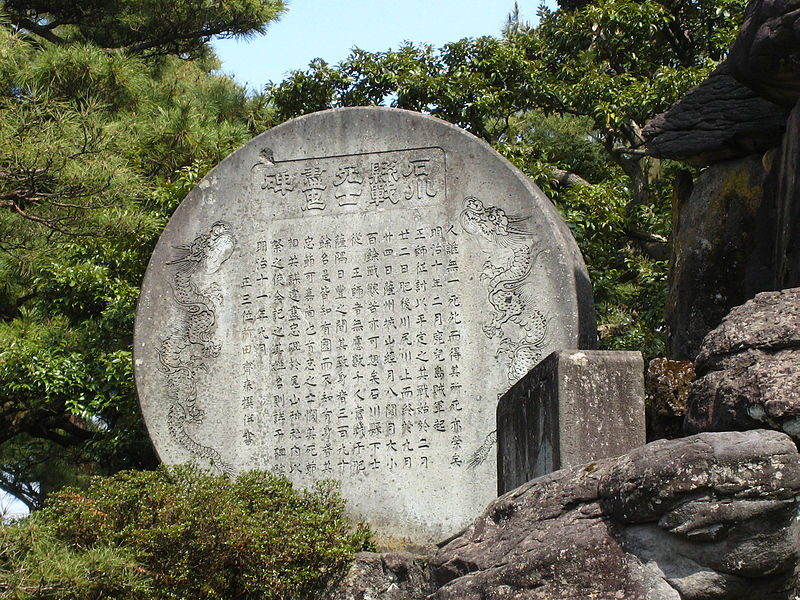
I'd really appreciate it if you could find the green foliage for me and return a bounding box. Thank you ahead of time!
[0,525,151,600]
[267,38,531,142]
[554,181,669,357]
[1,467,372,600]
[513,0,744,138]
[3,0,286,58]
[0,6,281,507]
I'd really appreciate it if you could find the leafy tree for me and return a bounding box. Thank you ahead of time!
[265,0,747,356]
[0,467,372,599]
[0,1,283,508]
[3,0,285,58]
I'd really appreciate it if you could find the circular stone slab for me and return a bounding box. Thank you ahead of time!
[134,107,596,548]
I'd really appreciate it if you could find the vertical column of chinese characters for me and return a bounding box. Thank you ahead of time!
[331,232,350,475]
[393,227,412,472]
[362,231,383,472]
[300,234,320,478]
[444,228,463,469]
[283,235,306,476]
[368,159,400,207]
[268,236,288,475]
[249,240,273,469]
[348,230,368,476]
[402,157,438,202]
[411,225,436,470]
[239,268,257,455]
[380,228,400,472]
[422,225,446,470]
[316,232,335,475]
[397,226,419,472]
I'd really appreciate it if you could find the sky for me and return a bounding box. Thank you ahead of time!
[212,0,543,92]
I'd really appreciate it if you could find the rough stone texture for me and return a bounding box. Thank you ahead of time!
[666,154,768,360]
[728,0,800,106]
[644,63,789,166]
[747,97,800,292]
[650,0,800,357]
[432,430,800,600]
[645,0,800,165]
[134,107,596,548]
[686,287,800,441]
[645,358,693,442]
[496,350,645,495]
[324,552,433,600]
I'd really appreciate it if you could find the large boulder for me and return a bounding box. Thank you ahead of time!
[666,154,769,360]
[728,0,800,106]
[644,63,789,166]
[686,287,800,440]
[432,430,800,600]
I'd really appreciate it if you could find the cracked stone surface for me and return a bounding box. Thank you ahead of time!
[430,430,800,600]
[686,287,800,441]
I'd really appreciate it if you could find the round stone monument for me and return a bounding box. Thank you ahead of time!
[134,107,596,548]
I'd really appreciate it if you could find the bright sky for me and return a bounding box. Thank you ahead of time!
[213,0,545,92]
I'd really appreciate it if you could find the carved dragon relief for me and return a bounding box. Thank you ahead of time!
[460,196,551,469]
[158,221,236,474]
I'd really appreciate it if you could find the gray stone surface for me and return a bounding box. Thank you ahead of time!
[755,97,800,291]
[666,154,768,360]
[496,349,645,495]
[323,552,432,600]
[433,430,800,600]
[134,107,596,548]
[728,0,800,106]
[687,287,800,441]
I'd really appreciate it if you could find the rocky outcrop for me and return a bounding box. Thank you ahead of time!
[432,430,800,600]
[645,0,800,164]
[646,0,800,359]
[325,552,433,600]
[643,63,788,167]
[686,287,800,440]
[665,154,769,360]
[728,0,800,106]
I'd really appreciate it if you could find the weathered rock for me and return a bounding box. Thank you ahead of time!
[325,552,433,600]
[666,154,769,360]
[645,358,693,441]
[432,430,800,600]
[644,63,789,166]
[686,287,800,441]
[748,97,800,292]
[728,0,800,106]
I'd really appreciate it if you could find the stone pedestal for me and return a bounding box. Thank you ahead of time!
[497,350,645,495]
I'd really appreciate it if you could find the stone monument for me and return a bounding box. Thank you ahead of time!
[134,107,596,547]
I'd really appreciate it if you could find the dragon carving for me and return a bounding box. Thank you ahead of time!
[460,196,549,383]
[461,197,550,470]
[158,221,236,474]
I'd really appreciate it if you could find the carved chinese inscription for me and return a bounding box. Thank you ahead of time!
[135,107,596,548]
[238,222,469,479]
[254,147,445,217]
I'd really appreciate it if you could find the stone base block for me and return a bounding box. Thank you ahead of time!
[497,350,645,495]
